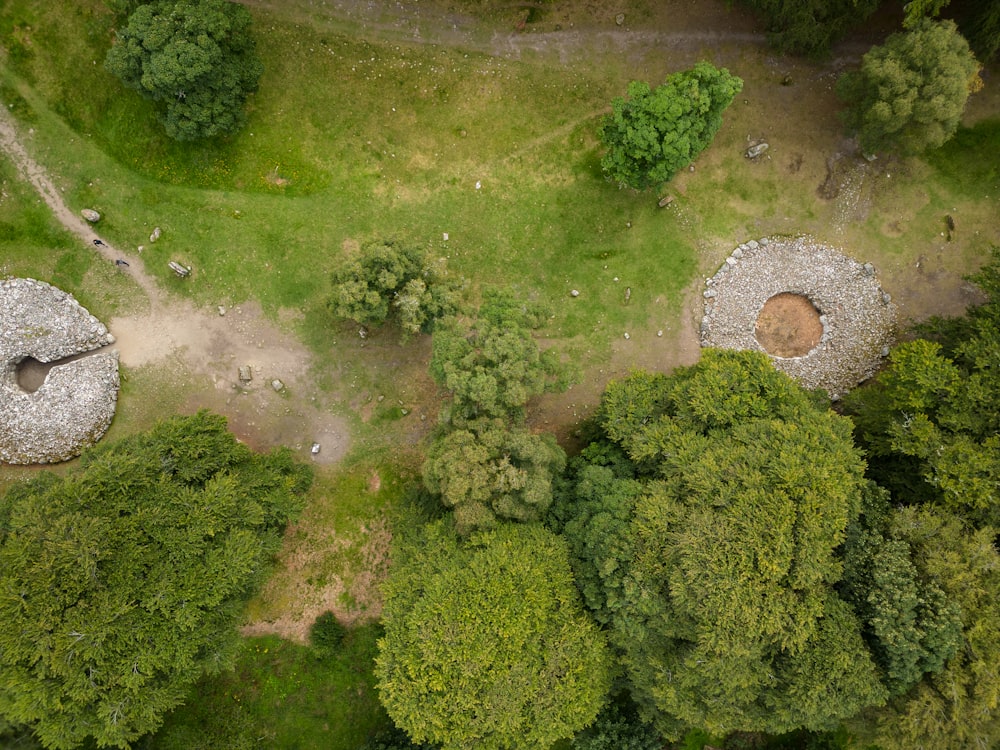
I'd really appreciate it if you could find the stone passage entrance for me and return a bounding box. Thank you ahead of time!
[755,293,823,358]
[1,278,119,464]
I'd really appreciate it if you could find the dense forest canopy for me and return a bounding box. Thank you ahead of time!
[0,413,311,749]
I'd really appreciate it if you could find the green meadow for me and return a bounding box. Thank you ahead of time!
[1,0,998,747]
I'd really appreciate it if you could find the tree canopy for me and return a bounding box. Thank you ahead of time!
[430,290,566,424]
[0,412,311,749]
[551,350,966,740]
[736,0,880,56]
[599,62,743,190]
[843,246,1000,525]
[104,0,264,141]
[836,19,981,155]
[849,506,1000,750]
[422,418,566,536]
[375,521,613,750]
[330,239,463,339]
[901,0,1000,62]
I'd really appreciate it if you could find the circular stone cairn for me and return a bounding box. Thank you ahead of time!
[0,278,120,464]
[700,237,897,398]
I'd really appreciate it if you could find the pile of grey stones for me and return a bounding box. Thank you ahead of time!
[700,236,897,399]
[0,278,119,464]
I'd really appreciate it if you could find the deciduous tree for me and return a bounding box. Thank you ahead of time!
[600,63,742,190]
[737,0,881,56]
[850,506,1000,750]
[838,485,963,697]
[844,248,1000,524]
[375,521,613,750]
[0,412,311,749]
[430,290,566,424]
[836,20,981,155]
[554,351,894,739]
[104,0,264,141]
[422,418,565,535]
[330,239,462,339]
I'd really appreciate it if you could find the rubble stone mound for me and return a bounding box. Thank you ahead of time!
[700,237,897,399]
[1,278,119,464]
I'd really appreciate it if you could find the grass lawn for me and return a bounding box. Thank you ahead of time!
[1,0,998,747]
[137,630,390,750]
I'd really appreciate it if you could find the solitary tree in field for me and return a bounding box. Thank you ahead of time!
[375,521,613,750]
[836,19,981,155]
[330,239,462,339]
[600,62,743,190]
[104,0,264,141]
[0,412,311,749]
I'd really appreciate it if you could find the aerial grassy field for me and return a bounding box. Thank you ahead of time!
[1,0,998,747]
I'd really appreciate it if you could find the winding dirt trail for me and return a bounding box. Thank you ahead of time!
[0,107,351,464]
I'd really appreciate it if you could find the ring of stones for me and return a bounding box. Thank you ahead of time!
[1,278,120,464]
[699,237,897,399]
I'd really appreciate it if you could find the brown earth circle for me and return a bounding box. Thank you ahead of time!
[754,293,823,358]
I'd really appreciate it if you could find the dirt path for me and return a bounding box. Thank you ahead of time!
[0,107,351,464]
[237,0,770,62]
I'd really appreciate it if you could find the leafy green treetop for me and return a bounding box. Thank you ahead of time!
[902,0,953,27]
[330,239,463,339]
[375,520,613,750]
[900,0,1000,62]
[0,412,311,749]
[838,484,963,697]
[850,506,1000,750]
[737,0,881,56]
[844,247,1000,524]
[836,19,981,155]
[430,290,566,424]
[554,350,892,739]
[600,62,743,190]
[422,418,566,535]
[104,0,264,141]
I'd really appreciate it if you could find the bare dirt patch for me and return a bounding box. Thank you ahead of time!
[755,293,823,358]
[0,104,350,463]
[242,516,392,643]
[111,302,351,463]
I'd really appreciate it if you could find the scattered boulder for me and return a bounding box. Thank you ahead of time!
[271,378,285,392]
[658,195,674,208]
[238,366,252,384]
[150,226,162,243]
[168,261,190,277]
[81,208,100,223]
[746,142,769,159]
[615,13,625,25]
